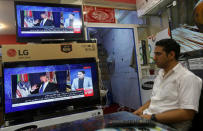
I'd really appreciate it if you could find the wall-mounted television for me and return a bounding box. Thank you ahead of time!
[15,1,84,43]
[2,58,100,124]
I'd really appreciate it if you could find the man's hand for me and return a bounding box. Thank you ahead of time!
[31,84,38,90]
[133,108,143,116]
[34,19,39,24]
[140,114,152,120]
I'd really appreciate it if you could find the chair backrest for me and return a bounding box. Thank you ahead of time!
[189,70,203,131]
[189,88,203,130]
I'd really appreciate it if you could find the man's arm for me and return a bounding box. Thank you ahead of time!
[141,109,195,123]
[30,84,39,94]
[133,100,151,116]
[64,19,69,28]
[49,83,58,92]
[88,77,93,88]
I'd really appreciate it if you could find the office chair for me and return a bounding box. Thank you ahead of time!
[189,84,203,131]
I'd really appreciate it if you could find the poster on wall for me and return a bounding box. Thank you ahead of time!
[148,28,170,63]
[171,0,203,53]
[83,6,116,23]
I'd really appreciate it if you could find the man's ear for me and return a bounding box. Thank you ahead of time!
[168,51,176,60]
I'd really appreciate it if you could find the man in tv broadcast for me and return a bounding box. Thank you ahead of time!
[30,74,58,94]
[64,13,75,28]
[34,12,54,27]
[71,71,93,91]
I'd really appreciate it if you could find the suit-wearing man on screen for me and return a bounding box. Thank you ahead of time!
[34,12,54,27]
[71,71,93,91]
[30,74,58,94]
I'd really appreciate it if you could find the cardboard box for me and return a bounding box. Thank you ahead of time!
[2,43,98,62]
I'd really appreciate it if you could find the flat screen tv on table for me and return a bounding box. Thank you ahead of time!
[2,58,100,124]
[15,1,84,43]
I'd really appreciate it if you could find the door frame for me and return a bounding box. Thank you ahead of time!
[84,23,143,105]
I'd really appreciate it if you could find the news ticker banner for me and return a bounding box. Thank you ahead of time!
[83,5,116,23]
[2,43,98,62]
[12,90,93,107]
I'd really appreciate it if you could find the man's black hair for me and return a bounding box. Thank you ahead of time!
[155,39,180,60]
[40,73,48,77]
[78,71,85,74]
[70,13,75,16]
[41,11,46,14]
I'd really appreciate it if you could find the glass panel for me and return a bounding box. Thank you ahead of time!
[115,9,146,25]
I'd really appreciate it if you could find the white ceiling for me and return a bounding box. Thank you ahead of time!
[0,0,136,35]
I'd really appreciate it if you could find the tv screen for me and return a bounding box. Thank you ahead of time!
[3,58,100,121]
[15,1,84,43]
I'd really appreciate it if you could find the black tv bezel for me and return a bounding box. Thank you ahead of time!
[2,58,100,122]
[14,1,85,43]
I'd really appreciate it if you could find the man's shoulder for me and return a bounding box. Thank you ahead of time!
[49,82,56,85]
[73,78,79,81]
[47,82,56,87]
[178,66,202,83]
[46,19,53,24]
[175,64,192,76]
[85,77,91,80]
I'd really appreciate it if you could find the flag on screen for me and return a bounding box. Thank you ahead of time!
[66,70,71,85]
[24,10,33,17]
[46,72,57,83]
[16,74,31,98]
[46,11,53,20]
[17,74,29,82]
[24,10,34,27]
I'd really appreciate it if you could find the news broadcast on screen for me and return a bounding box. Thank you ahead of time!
[16,4,82,37]
[4,61,96,114]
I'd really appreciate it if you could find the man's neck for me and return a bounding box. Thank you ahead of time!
[164,60,178,75]
[44,80,49,83]
[43,18,47,23]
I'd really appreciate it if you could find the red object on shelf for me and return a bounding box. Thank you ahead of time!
[83,6,116,23]
[149,69,155,75]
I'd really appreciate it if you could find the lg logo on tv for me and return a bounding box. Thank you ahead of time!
[18,50,29,56]
[7,49,29,57]
[7,49,17,57]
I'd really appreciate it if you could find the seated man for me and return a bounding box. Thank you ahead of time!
[71,71,93,91]
[31,74,58,94]
[133,39,202,131]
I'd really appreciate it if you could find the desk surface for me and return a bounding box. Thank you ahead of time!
[36,111,176,131]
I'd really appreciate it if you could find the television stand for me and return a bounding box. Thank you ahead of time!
[34,106,101,122]
[1,108,103,131]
